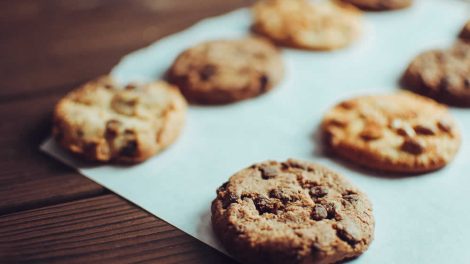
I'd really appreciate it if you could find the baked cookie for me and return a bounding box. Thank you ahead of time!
[322,92,460,173]
[212,159,374,264]
[252,0,362,50]
[341,0,412,11]
[168,37,284,105]
[459,20,470,41]
[53,76,187,163]
[402,42,470,106]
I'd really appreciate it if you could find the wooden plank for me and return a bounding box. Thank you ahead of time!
[0,195,236,264]
[0,92,106,214]
[0,0,255,99]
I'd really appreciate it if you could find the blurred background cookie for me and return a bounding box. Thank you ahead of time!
[322,92,460,173]
[341,0,412,11]
[168,37,284,105]
[53,77,187,163]
[402,42,470,107]
[459,20,470,41]
[212,159,374,264]
[252,0,363,50]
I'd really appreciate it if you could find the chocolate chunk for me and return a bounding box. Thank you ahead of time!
[105,119,121,139]
[200,64,216,81]
[391,119,415,137]
[360,122,383,141]
[222,193,239,209]
[217,181,229,193]
[336,227,359,248]
[401,138,425,155]
[413,124,435,135]
[309,186,328,198]
[259,75,269,93]
[254,196,281,214]
[311,204,328,221]
[259,165,278,179]
[437,120,452,133]
[325,203,337,219]
[269,189,293,203]
[120,140,138,157]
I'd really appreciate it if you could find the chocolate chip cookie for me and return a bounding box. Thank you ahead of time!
[212,159,374,264]
[402,42,470,106]
[322,92,461,173]
[53,76,187,163]
[168,37,284,105]
[341,0,412,11]
[252,0,363,50]
[459,20,470,41]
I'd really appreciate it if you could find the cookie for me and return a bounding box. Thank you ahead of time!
[459,20,470,41]
[168,37,284,105]
[212,159,374,264]
[402,42,470,106]
[322,92,460,173]
[252,0,362,50]
[341,0,412,11]
[53,76,187,163]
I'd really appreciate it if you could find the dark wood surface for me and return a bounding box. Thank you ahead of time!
[0,0,253,262]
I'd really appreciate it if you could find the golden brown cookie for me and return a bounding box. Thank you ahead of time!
[212,159,374,264]
[322,92,461,173]
[168,37,284,105]
[341,0,412,11]
[402,42,470,107]
[252,0,362,50]
[53,76,187,163]
[459,20,470,41]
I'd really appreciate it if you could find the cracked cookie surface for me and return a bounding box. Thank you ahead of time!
[402,42,470,107]
[211,159,374,264]
[53,76,187,163]
[252,0,362,50]
[341,0,412,11]
[322,92,461,173]
[168,37,284,105]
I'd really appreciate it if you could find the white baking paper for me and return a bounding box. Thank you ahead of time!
[41,0,470,262]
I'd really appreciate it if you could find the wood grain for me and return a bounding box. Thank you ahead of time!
[0,195,236,264]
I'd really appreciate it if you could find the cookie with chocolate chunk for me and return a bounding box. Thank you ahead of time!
[402,42,470,106]
[53,76,187,163]
[341,0,412,11]
[252,0,363,50]
[168,37,284,105]
[211,159,374,264]
[322,92,460,173]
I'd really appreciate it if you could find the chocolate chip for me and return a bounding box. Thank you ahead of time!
[309,186,328,198]
[254,196,281,215]
[105,119,121,139]
[259,75,269,93]
[259,165,278,179]
[437,120,452,133]
[222,193,238,209]
[311,204,328,221]
[360,123,383,141]
[401,138,425,155]
[269,189,292,203]
[120,140,138,157]
[217,181,229,193]
[329,118,348,127]
[325,203,337,219]
[464,78,470,89]
[336,227,359,248]
[77,129,84,137]
[413,124,435,135]
[391,119,415,138]
[200,64,216,81]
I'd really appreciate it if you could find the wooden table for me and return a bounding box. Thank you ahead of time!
[0,1,254,262]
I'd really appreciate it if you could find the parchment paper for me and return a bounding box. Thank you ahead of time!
[41,1,470,262]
